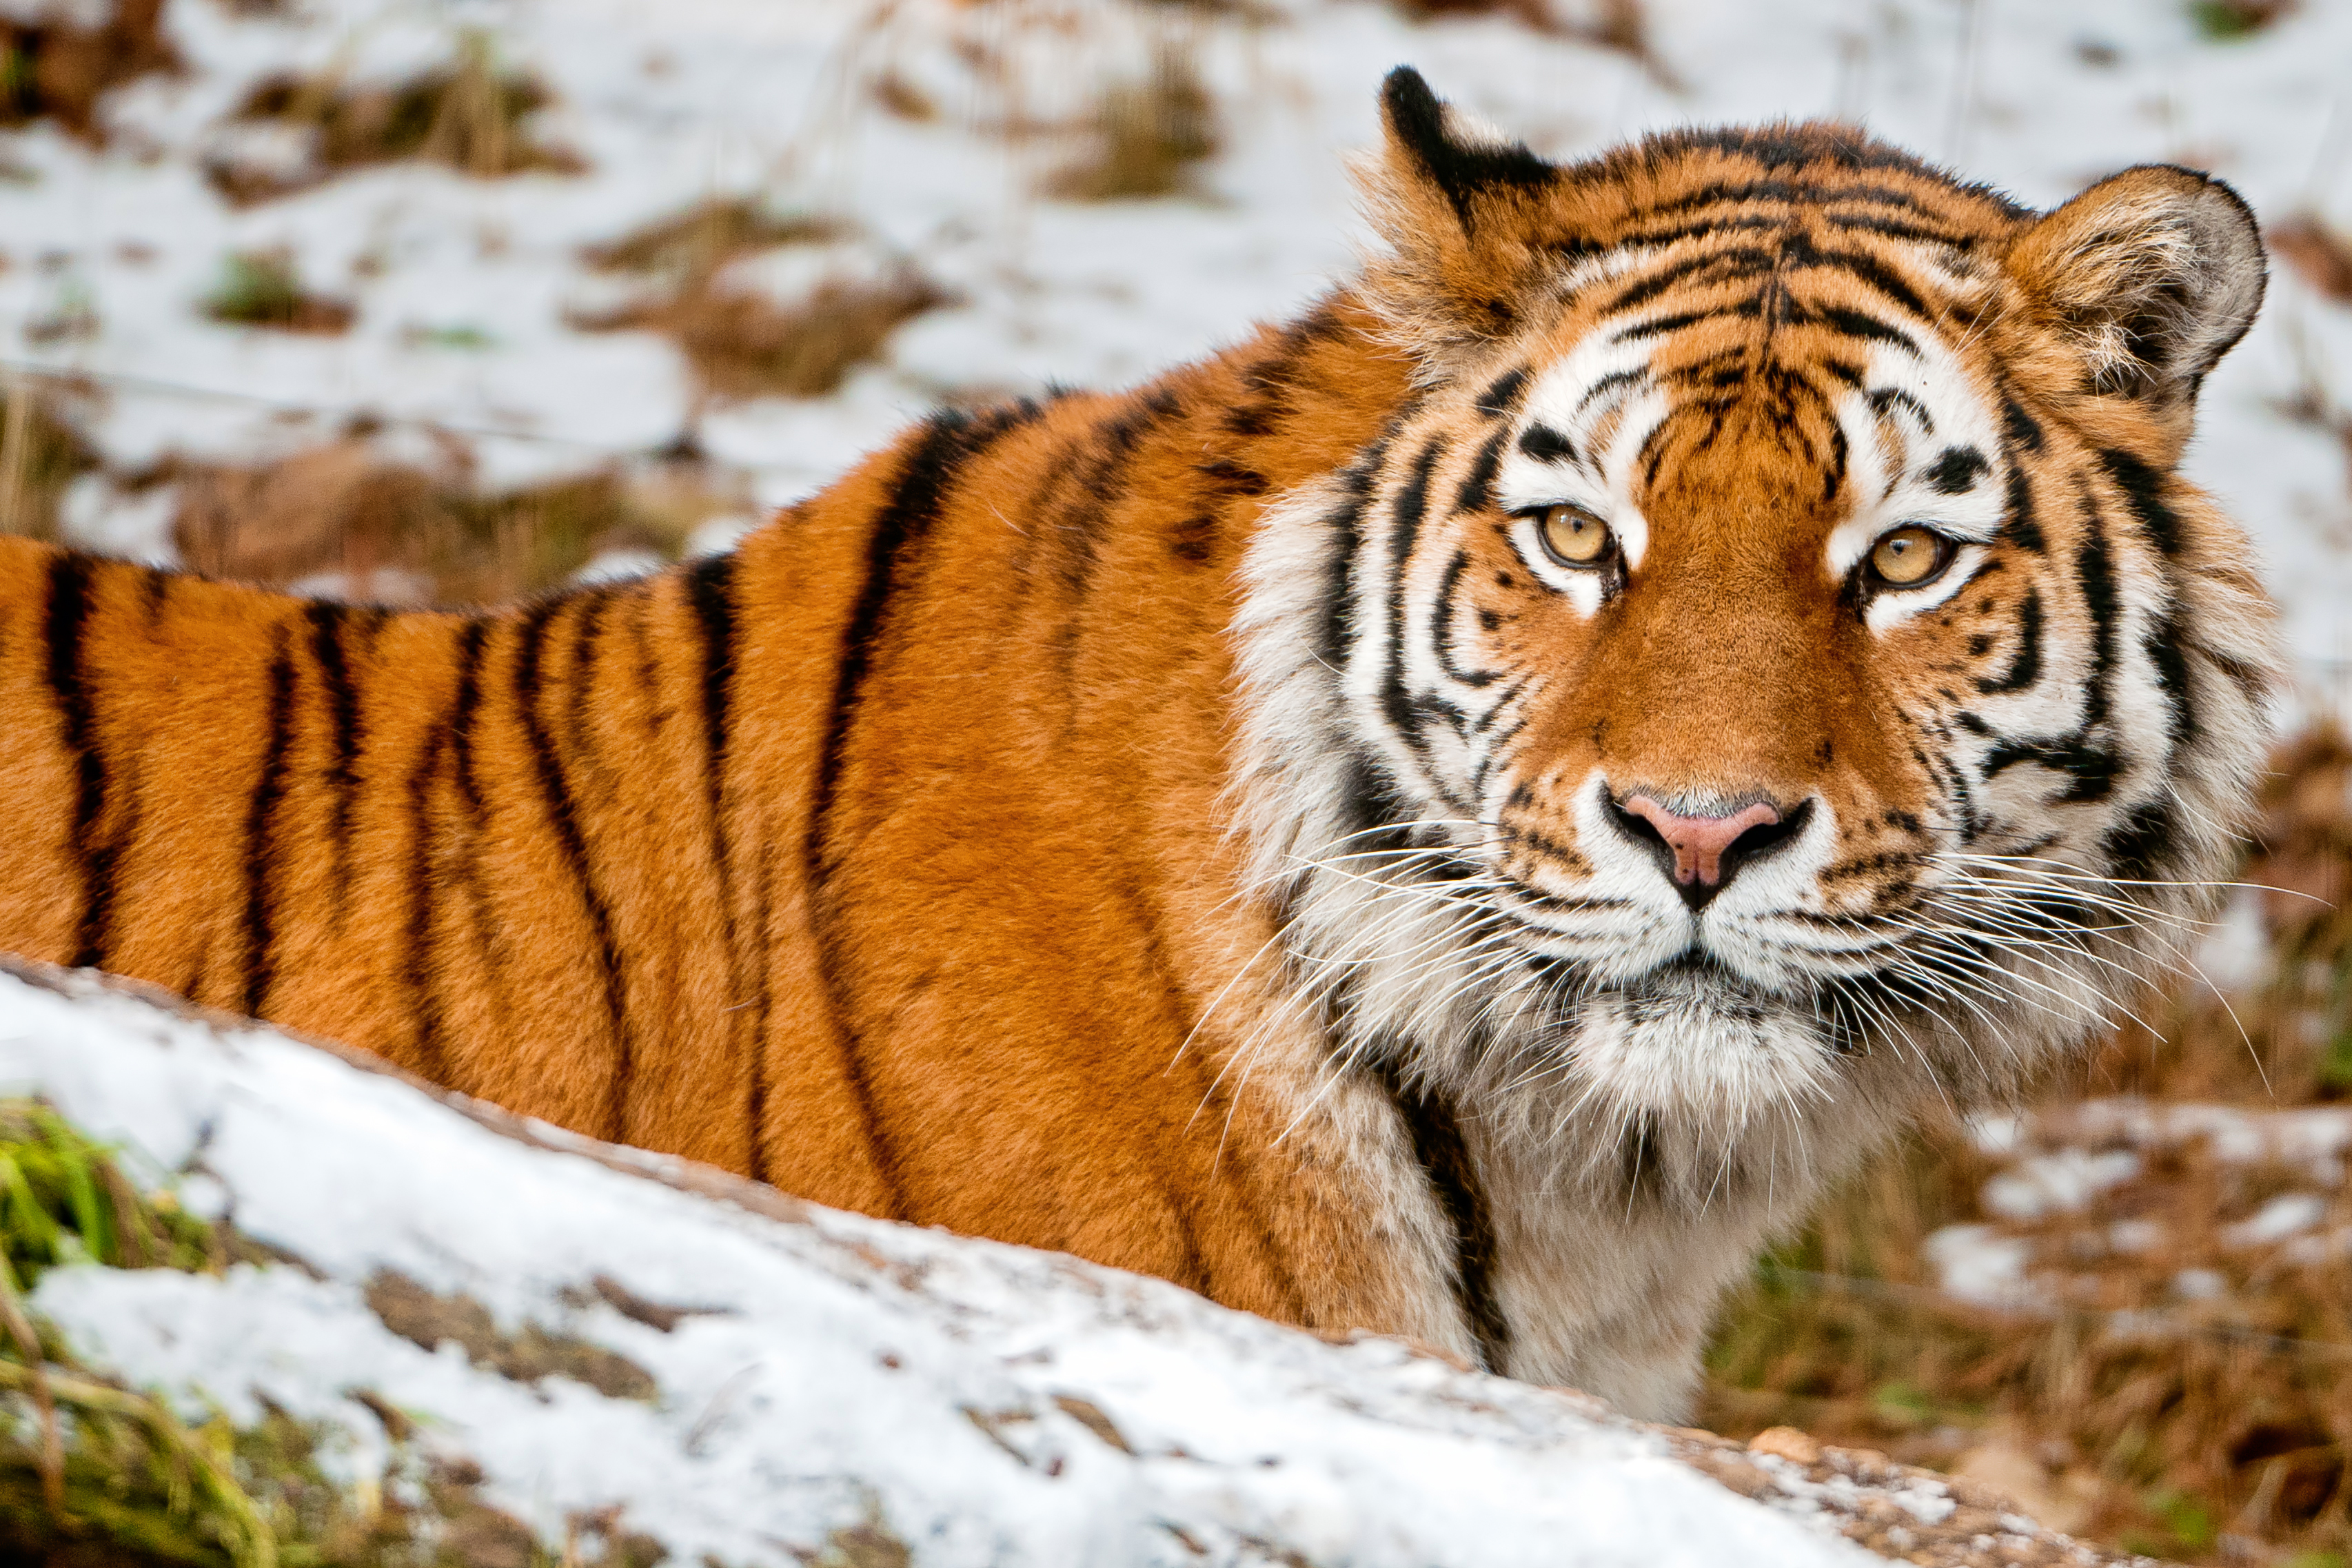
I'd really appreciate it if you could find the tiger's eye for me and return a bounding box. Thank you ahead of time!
[1869,525,1950,587]
[1537,504,1612,565]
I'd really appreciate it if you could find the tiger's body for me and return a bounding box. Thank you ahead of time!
[0,73,2277,1418]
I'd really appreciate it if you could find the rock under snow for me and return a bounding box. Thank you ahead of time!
[0,957,2145,1567]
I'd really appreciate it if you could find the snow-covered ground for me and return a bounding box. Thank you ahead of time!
[12,0,2352,682]
[0,957,1970,1566]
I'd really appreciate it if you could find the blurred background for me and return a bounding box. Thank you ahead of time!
[4,0,2351,1560]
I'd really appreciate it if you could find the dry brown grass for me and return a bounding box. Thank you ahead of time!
[575,197,942,405]
[0,376,99,544]
[208,30,585,203]
[1705,724,2352,1565]
[1044,42,1218,202]
[0,0,174,141]
[2275,217,2352,307]
[580,196,838,280]
[201,251,354,335]
[166,438,731,607]
[1393,0,1679,85]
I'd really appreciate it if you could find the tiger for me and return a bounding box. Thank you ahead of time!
[0,68,2277,1421]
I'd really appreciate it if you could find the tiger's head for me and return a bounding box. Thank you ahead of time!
[1236,70,2278,1202]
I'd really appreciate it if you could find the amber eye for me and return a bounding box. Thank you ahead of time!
[1535,504,1613,566]
[1868,525,1954,587]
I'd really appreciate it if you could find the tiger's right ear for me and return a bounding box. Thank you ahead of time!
[1358,68,1564,371]
[2004,165,2265,416]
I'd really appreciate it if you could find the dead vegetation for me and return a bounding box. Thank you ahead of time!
[0,0,175,141]
[580,196,838,278]
[0,374,99,542]
[574,196,942,405]
[165,438,737,607]
[2189,0,2298,41]
[201,251,354,334]
[1392,0,1679,86]
[2275,215,2352,305]
[1043,42,1219,201]
[207,30,585,203]
[1704,723,2352,1565]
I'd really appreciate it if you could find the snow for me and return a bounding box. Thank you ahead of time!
[1980,1150,2143,1223]
[1923,1223,2037,1311]
[0,960,1876,1567]
[11,0,2352,686]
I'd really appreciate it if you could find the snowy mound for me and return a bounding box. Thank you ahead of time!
[0,959,2147,1567]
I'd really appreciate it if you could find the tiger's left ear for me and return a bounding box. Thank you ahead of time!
[2005,165,2265,411]
[1358,67,1564,370]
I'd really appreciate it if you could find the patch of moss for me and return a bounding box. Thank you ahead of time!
[2189,0,2293,39]
[201,252,354,335]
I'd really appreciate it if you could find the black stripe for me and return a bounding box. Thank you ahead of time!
[1639,177,1932,220]
[2075,498,2120,735]
[42,557,110,964]
[806,413,988,1213]
[514,596,632,1141]
[1980,498,2122,801]
[685,554,738,835]
[401,724,450,1080]
[1573,367,1646,417]
[2000,463,2044,552]
[1821,212,1974,246]
[1974,587,2042,693]
[1315,432,1397,671]
[449,620,490,813]
[1788,239,1932,320]
[2102,796,2179,879]
[1808,302,1916,351]
[1224,312,1335,438]
[1379,437,1448,747]
[1867,385,1934,435]
[1052,394,1168,635]
[1517,424,1575,465]
[1607,214,1785,251]
[2097,446,2184,555]
[1453,428,1510,514]
[241,629,297,1018]
[685,551,760,1180]
[1603,246,1776,314]
[306,601,366,920]
[2143,612,2198,754]
[1366,1055,1510,1372]
[1477,366,1530,418]
[1613,302,1758,343]
[1430,549,1497,690]
[2000,393,2044,453]
[443,618,511,1050]
[41,555,110,968]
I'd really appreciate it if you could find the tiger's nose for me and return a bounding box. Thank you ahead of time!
[1608,792,1809,910]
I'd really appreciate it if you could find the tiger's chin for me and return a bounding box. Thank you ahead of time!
[1533,956,1847,1134]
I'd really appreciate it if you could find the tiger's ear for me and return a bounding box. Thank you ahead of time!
[1358,68,1564,369]
[2005,165,2265,409]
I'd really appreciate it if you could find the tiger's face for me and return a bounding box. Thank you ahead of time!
[1237,76,2277,1194]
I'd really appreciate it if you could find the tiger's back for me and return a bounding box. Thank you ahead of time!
[0,319,1434,1334]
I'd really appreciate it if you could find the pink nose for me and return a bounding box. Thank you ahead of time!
[1619,797,1783,887]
